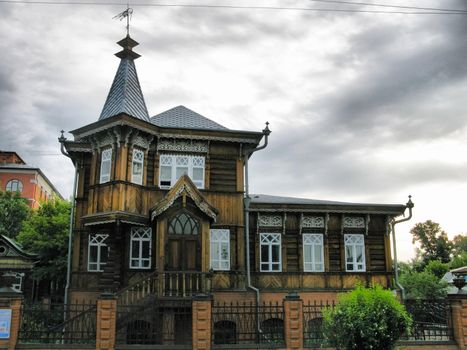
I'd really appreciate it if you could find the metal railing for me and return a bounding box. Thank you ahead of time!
[18,301,96,344]
[117,271,212,306]
[212,301,284,347]
[303,300,334,347]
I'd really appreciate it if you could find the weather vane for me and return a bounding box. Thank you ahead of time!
[113,3,133,36]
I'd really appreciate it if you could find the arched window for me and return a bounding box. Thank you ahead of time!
[213,320,236,344]
[261,318,284,343]
[168,212,199,235]
[5,179,23,192]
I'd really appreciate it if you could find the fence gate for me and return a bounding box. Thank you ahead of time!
[116,297,192,347]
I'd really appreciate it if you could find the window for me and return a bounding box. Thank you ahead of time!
[99,148,112,184]
[88,233,109,272]
[130,227,151,269]
[168,212,199,235]
[210,229,230,271]
[344,234,366,272]
[6,179,23,192]
[159,154,205,189]
[303,234,324,272]
[260,233,281,272]
[131,148,144,185]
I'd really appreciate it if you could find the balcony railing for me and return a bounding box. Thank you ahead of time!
[117,271,212,306]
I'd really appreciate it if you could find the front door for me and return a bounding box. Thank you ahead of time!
[166,212,200,271]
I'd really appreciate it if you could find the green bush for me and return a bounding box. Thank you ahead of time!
[424,260,449,279]
[322,285,412,350]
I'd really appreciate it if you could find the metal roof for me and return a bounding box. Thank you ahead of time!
[151,105,229,131]
[250,194,403,208]
[99,57,150,122]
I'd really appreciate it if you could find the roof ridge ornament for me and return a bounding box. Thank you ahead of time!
[113,7,141,60]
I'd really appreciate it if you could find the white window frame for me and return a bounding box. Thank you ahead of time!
[210,229,230,271]
[88,233,109,272]
[131,148,144,185]
[260,233,282,272]
[344,234,366,272]
[129,227,152,269]
[99,148,112,184]
[159,154,205,189]
[6,179,23,192]
[303,234,324,272]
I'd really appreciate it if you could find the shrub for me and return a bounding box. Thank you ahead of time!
[322,285,412,350]
[424,260,449,279]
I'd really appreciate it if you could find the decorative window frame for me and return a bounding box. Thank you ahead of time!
[131,148,145,185]
[5,179,23,192]
[301,216,325,229]
[88,233,109,272]
[260,232,282,272]
[159,154,205,189]
[302,234,324,272]
[210,229,230,271]
[344,234,366,272]
[129,227,152,269]
[258,214,283,227]
[99,148,112,184]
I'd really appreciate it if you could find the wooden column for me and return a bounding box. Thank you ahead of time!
[192,295,212,350]
[96,293,117,350]
[283,293,304,350]
[0,289,23,350]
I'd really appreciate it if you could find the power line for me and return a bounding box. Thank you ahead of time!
[0,0,466,14]
[307,0,467,13]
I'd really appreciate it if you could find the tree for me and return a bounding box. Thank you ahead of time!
[410,220,452,267]
[399,270,449,299]
[424,260,449,279]
[322,285,412,350]
[451,234,467,259]
[16,198,70,286]
[449,252,467,269]
[0,190,30,238]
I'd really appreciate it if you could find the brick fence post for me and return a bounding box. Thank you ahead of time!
[192,294,213,350]
[447,292,467,349]
[96,292,117,350]
[0,288,23,350]
[284,292,304,350]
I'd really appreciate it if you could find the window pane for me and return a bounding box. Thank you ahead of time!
[261,245,269,263]
[89,246,98,263]
[304,246,312,264]
[101,246,108,264]
[356,246,364,263]
[221,243,229,260]
[193,167,203,181]
[160,166,171,180]
[314,245,322,263]
[131,241,139,258]
[346,246,353,262]
[176,166,188,179]
[142,260,150,268]
[271,245,280,262]
[347,264,354,271]
[142,241,150,258]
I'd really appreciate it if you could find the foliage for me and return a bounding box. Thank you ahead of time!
[424,260,449,279]
[322,285,412,350]
[399,270,449,299]
[16,198,70,283]
[411,220,452,267]
[0,190,30,238]
[449,252,467,269]
[451,234,467,257]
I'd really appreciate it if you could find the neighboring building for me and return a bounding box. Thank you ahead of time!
[60,35,411,344]
[0,151,63,208]
[0,234,37,295]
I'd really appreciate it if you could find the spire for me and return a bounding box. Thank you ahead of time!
[99,35,150,122]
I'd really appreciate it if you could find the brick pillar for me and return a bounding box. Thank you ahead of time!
[96,292,117,350]
[448,293,467,349]
[192,294,212,350]
[284,292,304,350]
[0,288,23,350]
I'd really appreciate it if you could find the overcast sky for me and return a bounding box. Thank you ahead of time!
[1,0,466,261]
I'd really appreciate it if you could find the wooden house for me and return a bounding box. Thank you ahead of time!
[61,35,411,309]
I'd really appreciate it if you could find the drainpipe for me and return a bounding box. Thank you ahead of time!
[391,195,414,300]
[58,131,79,314]
[244,122,271,334]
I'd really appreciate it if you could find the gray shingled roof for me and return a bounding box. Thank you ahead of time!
[151,105,228,130]
[99,58,150,122]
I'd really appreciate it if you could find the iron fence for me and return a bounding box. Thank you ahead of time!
[401,299,454,341]
[303,300,334,347]
[211,301,284,348]
[18,301,96,344]
[116,298,192,347]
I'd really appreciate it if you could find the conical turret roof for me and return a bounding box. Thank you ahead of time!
[99,35,150,122]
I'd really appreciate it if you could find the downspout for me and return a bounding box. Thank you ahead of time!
[58,131,79,315]
[391,195,414,300]
[244,122,271,334]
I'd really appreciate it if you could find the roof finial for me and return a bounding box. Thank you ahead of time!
[113,4,133,37]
